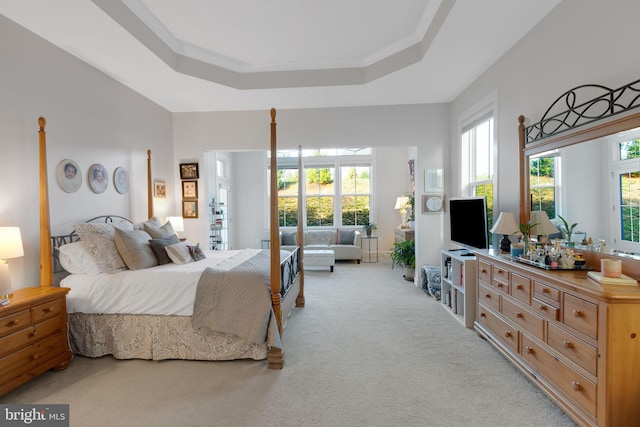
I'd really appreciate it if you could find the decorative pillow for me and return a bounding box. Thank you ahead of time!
[58,241,100,275]
[133,217,163,231]
[188,244,206,262]
[165,241,194,265]
[305,230,334,246]
[148,235,180,265]
[337,230,356,245]
[114,228,158,270]
[281,232,297,246]
[143,220,176,239]
[74,223,127,273]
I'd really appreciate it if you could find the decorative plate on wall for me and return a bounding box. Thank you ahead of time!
[113,167,129,194]
[88,163,108,194]
[56,159,82,193]
[423,193,445,213]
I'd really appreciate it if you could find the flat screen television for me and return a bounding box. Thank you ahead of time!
[449,196,489,250]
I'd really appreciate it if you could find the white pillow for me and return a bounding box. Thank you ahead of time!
[165,241,194,265]
[74,223,128,273]
[144,220,176,239]
[58,242,100,275]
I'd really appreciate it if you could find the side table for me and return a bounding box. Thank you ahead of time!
[361,236,379,263]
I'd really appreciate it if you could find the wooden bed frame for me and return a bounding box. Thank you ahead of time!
[37,109,305,369]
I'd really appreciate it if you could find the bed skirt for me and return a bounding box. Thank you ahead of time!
[68,313,268,361]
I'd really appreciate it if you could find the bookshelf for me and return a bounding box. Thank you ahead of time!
[440,249,477,328]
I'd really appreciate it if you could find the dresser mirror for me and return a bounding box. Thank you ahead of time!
[519,81,640,262]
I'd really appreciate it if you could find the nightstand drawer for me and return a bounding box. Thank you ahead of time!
[0,310,31,338]
[0,317,62,358]
[479,283,500,312]
[548,323,597,376]
[0,333,63,382]
[501,297,543,340]
[478,304,518,354]
[31,298,62,322]
[564,294,598,340]
[511,273,531,305]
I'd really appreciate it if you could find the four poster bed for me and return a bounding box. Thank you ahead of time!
[38,109,305,369]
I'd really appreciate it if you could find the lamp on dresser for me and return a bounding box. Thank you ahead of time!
[0,227,24,305]
[167,216,185,236]
[529,210,559,244]
[489,212,519,253]
[394,195,410,228]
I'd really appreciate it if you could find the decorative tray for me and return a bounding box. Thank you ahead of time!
[510,256,591,271]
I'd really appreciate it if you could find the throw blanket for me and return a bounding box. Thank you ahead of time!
[192,250,282,349]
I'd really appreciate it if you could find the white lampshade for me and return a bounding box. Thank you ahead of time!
[529,211,559,236]
[0,227,24,299]
[394,196,409,210]
[167,216,185,233]
[490,212,520,235]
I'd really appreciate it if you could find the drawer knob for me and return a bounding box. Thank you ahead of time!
[30,330,38,338]
[42,307,53,313]
[516,284,522,290]
[32,353,41,360]
[6,319,19,327]
[571,381,581,391]
[481,269,488,274]
[573,309,582,318]
[563,340,573,349]
[504,330,512,338]
[525,346,534,354]
[484,293,491,298]
[480,312,486,318]
[539,304,547,311]
[542,287,549,293]
[497,283,503,287]
[515,312,523,318]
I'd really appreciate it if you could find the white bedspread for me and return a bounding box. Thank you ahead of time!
[62,249,263,316]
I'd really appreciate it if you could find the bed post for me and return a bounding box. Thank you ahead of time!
[518,115,527,226]
[268,108,284,369]
[38,117,53,287]
[147,149,153,219]
[296,144,305,307]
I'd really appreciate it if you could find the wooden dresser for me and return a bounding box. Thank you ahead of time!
[0,286,73,396]
[394,227,414,243]
[474,250,640,427]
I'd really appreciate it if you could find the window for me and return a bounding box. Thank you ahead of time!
[462,115,494,231]
[272,149,373,228]
[614,138,640,251]
[529,154,559,219]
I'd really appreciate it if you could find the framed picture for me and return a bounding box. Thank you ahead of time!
[113,167,129,194]
[56,159,82,193]
[88,163,109,194]
[182,200,198,218]
[180,162,199,179]
[425,168,443,192]
[154,180,167,198]
[423,193,445,214]
[182,180,198,199]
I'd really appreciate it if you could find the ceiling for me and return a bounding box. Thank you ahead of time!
[0,0,561,112]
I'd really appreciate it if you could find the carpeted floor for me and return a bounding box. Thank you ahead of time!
[1,257,576,427]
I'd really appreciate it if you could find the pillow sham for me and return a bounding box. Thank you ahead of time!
[114,228,158,270]
[143,220,176,239]
[337,230,356,245]
[165,241,194,264]
[281,232,297,246]
[58,241,100,275]
[74,223,127,273]
[188,244,206,262]
[148,235,180,265]
[133,216,162,231]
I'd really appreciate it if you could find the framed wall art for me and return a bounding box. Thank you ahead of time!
[88,163,108,194]
[182,200,198,218]
[182,180,198,199]
[154,180,167,198]
[422,193,445,214]
[113,167,129,194]
[180,162,199,179]
[56,159,82,193]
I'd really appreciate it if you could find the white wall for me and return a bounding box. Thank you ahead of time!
[0,16,174,288]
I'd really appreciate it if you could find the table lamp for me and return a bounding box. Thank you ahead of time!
[394,196,410,228]
[167,216,185,237]
[529,210,559,244]
[0,227,24,303]
[489,212,520,252]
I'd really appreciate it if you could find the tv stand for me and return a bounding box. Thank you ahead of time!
[440,249,477,328]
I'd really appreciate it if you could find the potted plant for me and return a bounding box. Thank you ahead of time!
[558,215,578,245]
[391,239,416,281]
[515,221,538,256]
[362,221,377,237]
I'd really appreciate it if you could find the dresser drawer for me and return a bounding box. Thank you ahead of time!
[477,260,491,283]
[533,298,560,321]
[478,304,518,354]
[31,298,62,322]
[479,283,500,312]
[0,317,63,358]
[501,297,544,340]
[534,281,560,304]
[0,333,63,382]
[521,335,596,416]
[492,277,510,294]
[564,294,598,340]
[511,273,531,305]
[0,310,31,338]
[548,323,597,376]
[492,264,510,282]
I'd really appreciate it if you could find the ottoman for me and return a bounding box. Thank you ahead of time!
[304,249,335,272]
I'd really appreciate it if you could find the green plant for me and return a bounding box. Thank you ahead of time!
[558,215,578,242]
[391,239,415,269]
[515,222,538,251]
[362,222,377,236]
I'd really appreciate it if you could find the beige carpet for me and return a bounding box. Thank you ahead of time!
[1,257,576,427]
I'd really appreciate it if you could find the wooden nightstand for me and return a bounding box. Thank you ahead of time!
[0,286,73,396]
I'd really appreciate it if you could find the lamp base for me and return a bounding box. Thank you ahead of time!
[499,235,511,253]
